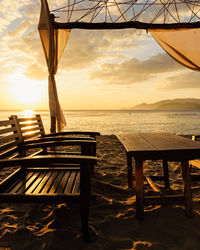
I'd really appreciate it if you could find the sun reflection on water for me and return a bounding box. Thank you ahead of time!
[22,109,35,118]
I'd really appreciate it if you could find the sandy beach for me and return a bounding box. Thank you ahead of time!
[0,135,200,249]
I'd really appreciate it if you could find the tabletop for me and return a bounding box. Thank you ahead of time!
[117,132,200,161]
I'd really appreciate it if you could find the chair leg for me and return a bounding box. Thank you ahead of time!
[135,159,144,220]
[80,163,91,242]
[127,152,133,188]
[181,160,193,217]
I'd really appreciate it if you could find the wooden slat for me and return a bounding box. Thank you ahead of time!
[40,171,59,193]
[0,168,23,192]
[64,171,76,194]
[25,171,47,194]
[8,172,36,193]
[5,172,27,193]
[21,127,39,134]
[57,171,71,193]
[0,127,16,135]
[0,120,13,126]
[0,133,20,143]
[72,172,80,194]
[0,141,17,152]
[32,171,53,193]
[0,146,18,159]
[17,117,38,122]
[22,131,41,139]
[48,171,65,193]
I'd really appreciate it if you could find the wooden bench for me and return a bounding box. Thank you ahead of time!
[0,118,97,242]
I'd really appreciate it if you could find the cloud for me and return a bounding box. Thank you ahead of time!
[59,28,141,70]
[161,71,200,89]
[25,63,47,80]
[89,53,183,85]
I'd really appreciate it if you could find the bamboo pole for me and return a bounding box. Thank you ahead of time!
[54,21,200,30]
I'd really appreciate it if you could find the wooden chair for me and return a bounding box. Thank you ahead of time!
[10,114,99,157]
[0,118,97,242]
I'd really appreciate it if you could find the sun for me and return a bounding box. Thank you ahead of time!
[8,72,45,106]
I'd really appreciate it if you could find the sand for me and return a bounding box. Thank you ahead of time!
[0,135,200,249]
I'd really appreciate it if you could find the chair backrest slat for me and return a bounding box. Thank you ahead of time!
[0,119,20,159]
[10,115,45,143]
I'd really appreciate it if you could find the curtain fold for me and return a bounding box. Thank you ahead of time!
[38,0,70,132]
[149,28,200,71]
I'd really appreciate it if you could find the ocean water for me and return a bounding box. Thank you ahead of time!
[1,110,200,135]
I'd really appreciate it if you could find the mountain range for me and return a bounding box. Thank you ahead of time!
[126,98,200,110]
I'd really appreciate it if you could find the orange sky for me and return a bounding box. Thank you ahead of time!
[1,0,200,110]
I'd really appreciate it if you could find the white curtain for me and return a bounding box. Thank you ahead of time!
[149,28,200,71]
[38,0,70,132]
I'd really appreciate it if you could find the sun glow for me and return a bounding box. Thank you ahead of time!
[22,109,35,118]
[8,73,45,106]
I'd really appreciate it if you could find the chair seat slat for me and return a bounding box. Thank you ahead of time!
[56,171,71,193]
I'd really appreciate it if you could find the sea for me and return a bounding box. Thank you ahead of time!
[1,110,200,136]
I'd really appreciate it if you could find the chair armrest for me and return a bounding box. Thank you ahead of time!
[43,131,100,139]
[24,140,96,149]
[0,155,97,167]
[24,136,94,145]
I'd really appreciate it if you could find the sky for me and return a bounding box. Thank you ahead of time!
[1,0,200,110]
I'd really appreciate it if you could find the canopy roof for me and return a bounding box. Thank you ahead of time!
[51,0,200,29]
[38,0,200,133]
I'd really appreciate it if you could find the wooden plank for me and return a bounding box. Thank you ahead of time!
[0,141,17,152]
[25,171,47,194]
[0,147,18,159]
[64,171,76,193]
[72,172,80,194]
[8,172,38,193]
[0,133,20,143]
[32,171,53,193]
[0,127,15,135]
[0,120,13,126]
[5,173,28,193]
[0,168,23,192]
[57,171,71,193]
[40,171,59,193]
[17,117,38,122]
[48,171,65,193]
[117,134,156,152]
[22,131,41,139]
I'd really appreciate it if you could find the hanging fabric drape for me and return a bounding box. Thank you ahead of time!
[149,28,200,71]
[38,0,70,132]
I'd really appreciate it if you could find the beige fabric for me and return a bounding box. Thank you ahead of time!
[149,28,200,71]
[38,0,70,132]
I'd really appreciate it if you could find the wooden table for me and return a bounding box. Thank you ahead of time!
[117,133,200,219]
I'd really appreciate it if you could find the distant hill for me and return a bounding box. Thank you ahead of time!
[127,98,200,110]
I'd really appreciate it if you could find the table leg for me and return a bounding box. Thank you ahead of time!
[127,152,133,188]
[135,159,144,220]
[163,160,170,189]
[181,160,193,217]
